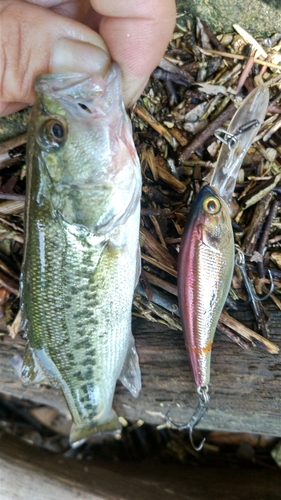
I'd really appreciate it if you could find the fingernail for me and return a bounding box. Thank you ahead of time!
[51,39,111,75]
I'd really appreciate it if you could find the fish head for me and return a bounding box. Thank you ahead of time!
[28,64,141,234]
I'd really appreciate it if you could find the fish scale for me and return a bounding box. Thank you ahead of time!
[20,65,142,445]
[24,211,139,428]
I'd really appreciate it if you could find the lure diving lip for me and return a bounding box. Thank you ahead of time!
[211,86,269,206]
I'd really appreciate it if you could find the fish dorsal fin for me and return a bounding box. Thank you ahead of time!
[119,334,141,398]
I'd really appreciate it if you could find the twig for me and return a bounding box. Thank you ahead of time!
[217,321,251,350]
[0,194,25,201]
[240,174,281,210]
[149,215,168,249]
[257,199,280,278]
[142,270,178,296]
[0,133,27,155]
[235,57,255,94]
[180,102,236,162]
[242,193,273,255]
[0,269,19,297]
[220,310,279,354]
[199,48,281,71]
[155,160,187,193]
[141,226,177,269]
[135,104,178,149]
[141,254,177,278]
[200,19,234,66]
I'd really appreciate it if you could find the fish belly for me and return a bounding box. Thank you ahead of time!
[21,206,140,441]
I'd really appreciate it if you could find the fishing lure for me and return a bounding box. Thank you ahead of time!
[170,86,269,450]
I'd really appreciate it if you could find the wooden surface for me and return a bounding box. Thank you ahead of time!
[1,431,281,500]
[1,302,281,436]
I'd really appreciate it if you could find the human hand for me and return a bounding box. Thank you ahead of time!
[0,0,176,116]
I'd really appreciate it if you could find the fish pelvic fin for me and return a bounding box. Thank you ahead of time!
[21,342,50,387]
[119,334,141,398]
[70,410,121,447]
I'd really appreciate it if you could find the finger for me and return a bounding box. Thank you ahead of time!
[0,102,28,117]
[0,0,110,116]
[24,0,91,22]
[91,0,176,106]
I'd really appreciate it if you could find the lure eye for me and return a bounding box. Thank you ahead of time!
[202,195,221,215]
[40,118,68,148]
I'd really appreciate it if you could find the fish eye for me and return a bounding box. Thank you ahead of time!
[40,118,68,148]
[52,122,64,138]
[202,195,221,215]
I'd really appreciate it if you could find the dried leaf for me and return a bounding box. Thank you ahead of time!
[8,310,22,338]
[233,24,267,58]
[196,83,228,96]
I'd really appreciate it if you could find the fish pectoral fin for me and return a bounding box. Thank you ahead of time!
[70,410,121,447]
[21,343,50,386]
[119,334,141,398]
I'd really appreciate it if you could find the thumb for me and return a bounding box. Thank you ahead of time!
[0,1,111,116]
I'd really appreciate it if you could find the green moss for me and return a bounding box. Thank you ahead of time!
[0,107,30,143]
[176,0,281,36]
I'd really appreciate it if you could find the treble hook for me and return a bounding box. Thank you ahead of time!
[166,386,209,451]
[235,246,274,302]
[235,246,274,331]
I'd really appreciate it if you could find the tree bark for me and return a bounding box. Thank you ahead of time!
[0,304,281,435]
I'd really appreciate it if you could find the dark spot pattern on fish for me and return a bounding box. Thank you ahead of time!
[84,367,94,379]
[83,357,96,366]
[73,370,85,382]
[83,404,96,413]
[21,66,142,437]
[85,348,96,357]
[75,329,86,338]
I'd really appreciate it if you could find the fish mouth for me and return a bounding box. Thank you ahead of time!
[35,73,99,97]
[35,63,120,100]
[35,63,121,116]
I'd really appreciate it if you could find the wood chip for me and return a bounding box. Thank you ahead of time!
[135,104,178,149]
[220,310,279,354]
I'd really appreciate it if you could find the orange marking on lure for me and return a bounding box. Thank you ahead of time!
[185,341,213,356]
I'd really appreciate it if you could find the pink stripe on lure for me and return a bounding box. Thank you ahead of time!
[178,186,234,389]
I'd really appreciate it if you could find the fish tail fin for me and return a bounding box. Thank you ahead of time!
[70,410,121,447]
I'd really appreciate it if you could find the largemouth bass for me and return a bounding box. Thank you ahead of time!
[20,64,142,445]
